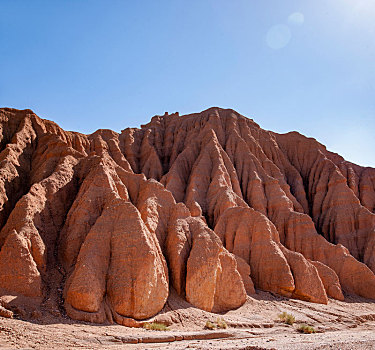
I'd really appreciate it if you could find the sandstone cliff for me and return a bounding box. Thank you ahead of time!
[0,107,374,324]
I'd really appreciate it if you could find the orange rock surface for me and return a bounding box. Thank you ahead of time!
[0,107,374,324]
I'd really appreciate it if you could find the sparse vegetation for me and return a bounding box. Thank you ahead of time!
[143,322,169,331]
[298,324,316,334]
[204,320,216,330]
[216,317,228,329]
[278,311,295,325]
[204,318,228,330]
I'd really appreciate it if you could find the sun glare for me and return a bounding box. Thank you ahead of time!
[344,0,375,14]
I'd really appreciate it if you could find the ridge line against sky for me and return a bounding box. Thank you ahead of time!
[0,0,374,167]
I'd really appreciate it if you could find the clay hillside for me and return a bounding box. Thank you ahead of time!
[0,107,375,326]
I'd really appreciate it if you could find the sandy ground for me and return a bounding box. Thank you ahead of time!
[1,291,375,349]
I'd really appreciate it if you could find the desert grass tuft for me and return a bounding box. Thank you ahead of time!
[143,322,169,331]
[278,311,295,325]
[204,320,216,330]
[216,317,228,329]
[297,324,316,334]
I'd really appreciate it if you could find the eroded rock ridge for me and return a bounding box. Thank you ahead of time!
[0,107,374,324]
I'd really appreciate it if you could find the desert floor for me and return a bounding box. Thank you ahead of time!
[1,291,375,349]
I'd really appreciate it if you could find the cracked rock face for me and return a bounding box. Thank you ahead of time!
[0,107,374,324]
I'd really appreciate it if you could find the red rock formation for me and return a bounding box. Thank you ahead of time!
[0,107,374,324]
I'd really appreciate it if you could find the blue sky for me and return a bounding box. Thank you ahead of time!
[1,0,374,167]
